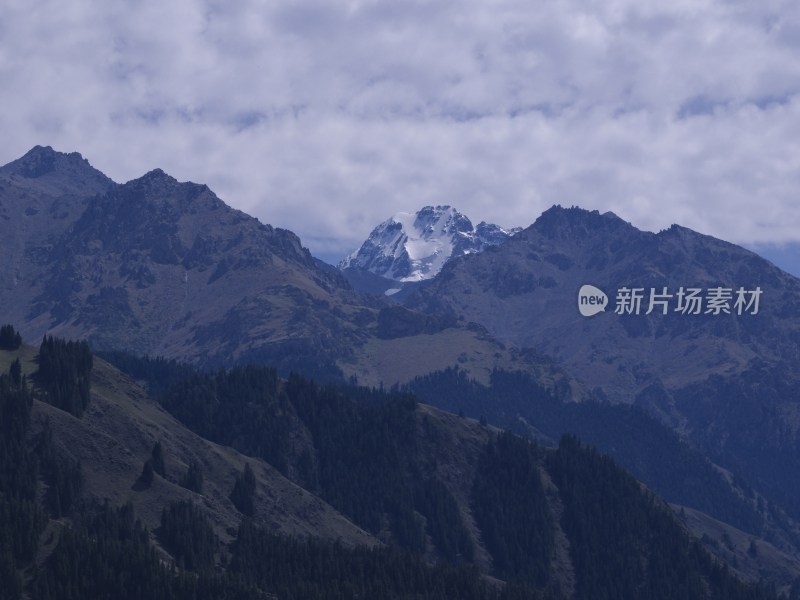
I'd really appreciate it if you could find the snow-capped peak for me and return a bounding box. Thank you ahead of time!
[339,205,519,283]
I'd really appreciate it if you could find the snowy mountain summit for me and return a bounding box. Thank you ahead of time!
[339,206,520,283]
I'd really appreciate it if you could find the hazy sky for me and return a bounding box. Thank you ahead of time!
[2,0,799,270]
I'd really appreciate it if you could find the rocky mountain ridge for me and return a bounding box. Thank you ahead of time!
[0,146,381,376]
[0,146,546,386]
[408,205,800,399]
[339,205,519,297]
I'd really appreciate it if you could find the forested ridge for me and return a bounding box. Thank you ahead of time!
[0,327,786,598]
[408,367,776,540]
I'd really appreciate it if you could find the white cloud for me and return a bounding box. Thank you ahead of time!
[1,0,799,261]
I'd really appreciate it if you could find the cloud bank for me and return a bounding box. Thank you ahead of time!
[2,0,799,262]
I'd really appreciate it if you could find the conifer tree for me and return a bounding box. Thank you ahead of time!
[151,441,166,478]
[230,464,256,516]
[0,325,22,351]
[140,459,154,487]
[180,461,204,494]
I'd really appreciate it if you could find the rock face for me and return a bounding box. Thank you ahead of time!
[1,146,116,333]
[0,146,372,375]
[339,205,519,292]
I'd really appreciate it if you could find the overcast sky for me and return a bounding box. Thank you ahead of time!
[1,0,799,271]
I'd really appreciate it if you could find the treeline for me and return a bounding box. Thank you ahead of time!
[159,501,217,571]
[0,325,22,351]
[37,419,83,517]
[547,435,777,600]
[284,374,475,562]
[96,351,197,396]
[98,350,781,598]
[408,367,766,537]
[0,365,42,599]
[472,432,554,588]
[466,430,779,599]
[0,329,83,599]
[11,436,781,600]
[229,463,256,517]
[415,477,475,563]
[37,335,93,417]
[286,375,424,549]
[32,502,254,600]
[110,351,477,562]
[160,365,290,473]
[231,517,533,600]
[677,364,800,522]
[33,498,536,600]
[0,325,95,419]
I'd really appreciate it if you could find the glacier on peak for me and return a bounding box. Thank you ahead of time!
[339,205,520,283]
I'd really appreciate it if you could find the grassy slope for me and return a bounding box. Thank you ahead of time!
[1,346,376,549]
[341,327,579,395]
[676,504,800,594]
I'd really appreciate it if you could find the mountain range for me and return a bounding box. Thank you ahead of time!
[407,205,800,399]
[0,146,547,386]
[404,206,800,529]
[0,146,374,378]
[1,145,800,597]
